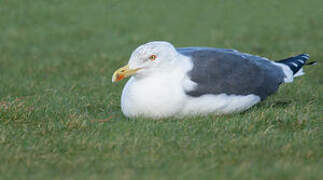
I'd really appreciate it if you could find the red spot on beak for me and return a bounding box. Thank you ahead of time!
[116,74,124,81]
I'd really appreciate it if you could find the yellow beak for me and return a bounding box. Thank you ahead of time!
[112,64,141,82]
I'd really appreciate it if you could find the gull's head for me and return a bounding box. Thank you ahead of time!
[112,41,177,82]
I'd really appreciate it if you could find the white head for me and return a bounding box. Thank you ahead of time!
[112,41,178,82]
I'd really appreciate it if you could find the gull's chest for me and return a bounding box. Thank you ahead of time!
[121,76,185,118]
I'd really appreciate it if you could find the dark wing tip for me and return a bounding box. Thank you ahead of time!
[305,61,317,65]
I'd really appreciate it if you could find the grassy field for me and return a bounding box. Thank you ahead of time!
[0,0,322,179]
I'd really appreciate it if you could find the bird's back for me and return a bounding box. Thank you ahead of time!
[176,47,285,100]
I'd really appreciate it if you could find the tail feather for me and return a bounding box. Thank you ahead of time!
[277,54,311,74]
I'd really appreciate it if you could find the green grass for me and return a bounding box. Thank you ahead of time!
[0,0,322,179]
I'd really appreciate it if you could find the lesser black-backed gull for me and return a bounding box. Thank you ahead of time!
[112,41,314,119]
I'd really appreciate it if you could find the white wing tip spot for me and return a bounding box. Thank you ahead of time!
[301,54,310,59]
[297,59,304,64]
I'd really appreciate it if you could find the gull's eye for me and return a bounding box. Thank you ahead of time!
[149,55,157,61]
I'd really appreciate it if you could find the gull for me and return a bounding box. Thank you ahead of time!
[112,41,314,119]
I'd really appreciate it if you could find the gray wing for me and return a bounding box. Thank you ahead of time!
[176,47,286,100]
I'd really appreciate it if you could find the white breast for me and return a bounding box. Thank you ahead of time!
[121,73,186,118]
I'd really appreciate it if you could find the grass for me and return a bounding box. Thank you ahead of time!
[0,0,322,179]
